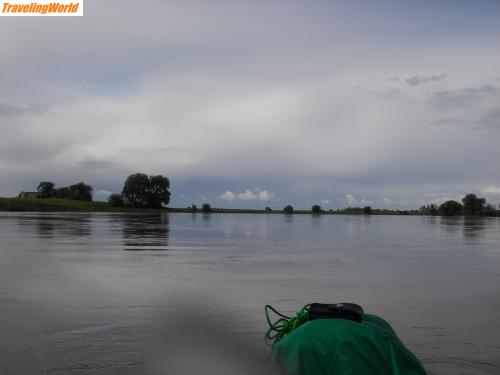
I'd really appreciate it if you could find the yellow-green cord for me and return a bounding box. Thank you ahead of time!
[264,304,311,346]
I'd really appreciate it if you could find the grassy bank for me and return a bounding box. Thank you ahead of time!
[0,197,421,215]
[0,197,165,213]
[1,197,497,216]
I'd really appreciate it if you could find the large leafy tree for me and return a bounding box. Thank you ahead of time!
[438,200,463,216]
[121,173,171,208]
[311,205,321,213]
[37,181,55,198]
[146,175,171,208]
[67,182,93,201]
[462,194,486,215]
[122,173,150,208]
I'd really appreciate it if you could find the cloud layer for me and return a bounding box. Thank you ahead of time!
[0,1,499,208]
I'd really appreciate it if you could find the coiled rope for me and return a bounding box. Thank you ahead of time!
[264,304,311,346]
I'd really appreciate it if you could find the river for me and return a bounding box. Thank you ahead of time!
[0,212,499,374]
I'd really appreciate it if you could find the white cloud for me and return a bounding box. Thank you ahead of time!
[220,191,235,201]
[95,189,112,195]
[321,199,330,204]
[238,190,257,200]
[220,189,276,202]
[94,189,113,201]
[258,190,275,201]
[481,186,500,195]
[346,194,357,206]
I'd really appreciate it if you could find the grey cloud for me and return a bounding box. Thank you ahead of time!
[430,83,500,131]
[0,103,47,117]
[0,138,68,163]
[435,109,500,129]
[430,84,500,111]
[405,74,447,86]
[79,157,127,172]
[389,74,447,86]
[0,103,23,116]
[482,109,500,128]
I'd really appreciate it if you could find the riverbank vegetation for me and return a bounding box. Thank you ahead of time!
[1,196,498,216]
[419,194,497,217]
[0,197,115,212]
[2,174,499,216]
[18,181,93,201]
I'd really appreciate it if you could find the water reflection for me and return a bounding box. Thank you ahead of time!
[120,214,169,251]
[462,216,486,240]
[430,216,487,240]
[439,216,462,236]
[311,214,322,228]
[202,212,211,223]
[16,214,92,238]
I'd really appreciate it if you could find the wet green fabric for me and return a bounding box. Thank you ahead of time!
[271,314,427,375]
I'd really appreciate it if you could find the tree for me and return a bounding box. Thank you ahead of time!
[283,205,294,214]
[191,204,198,212]
[121,173,150,208]
[121,173,171,208]
[67,182,93,201]
[363,206,372,214]
[54,187,70,199]
[462,194,486,216]
[429,204,438,215]
[108,194,124,207]
[483,204,497,217]
[421,204,438,215]
[312,205,321,213]
[438,200,463,216]
[146,175,171,208]
[265,206,272,212]
[202,203,212,212]
[37,181,55,198]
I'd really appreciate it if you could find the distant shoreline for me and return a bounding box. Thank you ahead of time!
[2,197,498,216]
[0,196,417,215]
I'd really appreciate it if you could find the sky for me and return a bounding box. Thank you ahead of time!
[0,0,499,209]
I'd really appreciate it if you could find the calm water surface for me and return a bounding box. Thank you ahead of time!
[0,212,499,374]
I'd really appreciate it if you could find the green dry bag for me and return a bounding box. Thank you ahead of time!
[270,314,427,375]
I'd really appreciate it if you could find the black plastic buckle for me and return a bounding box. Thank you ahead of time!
[308,303,364,323]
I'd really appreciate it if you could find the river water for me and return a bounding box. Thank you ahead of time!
[0,212,499,374]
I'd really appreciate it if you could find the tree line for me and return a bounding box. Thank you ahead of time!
[419,194,497,217]
[19,173,171,209]
[28,177,498,216]
[263,194,497,216]
[35,181,93,201]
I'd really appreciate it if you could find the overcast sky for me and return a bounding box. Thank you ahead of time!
[1,0,499,209]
